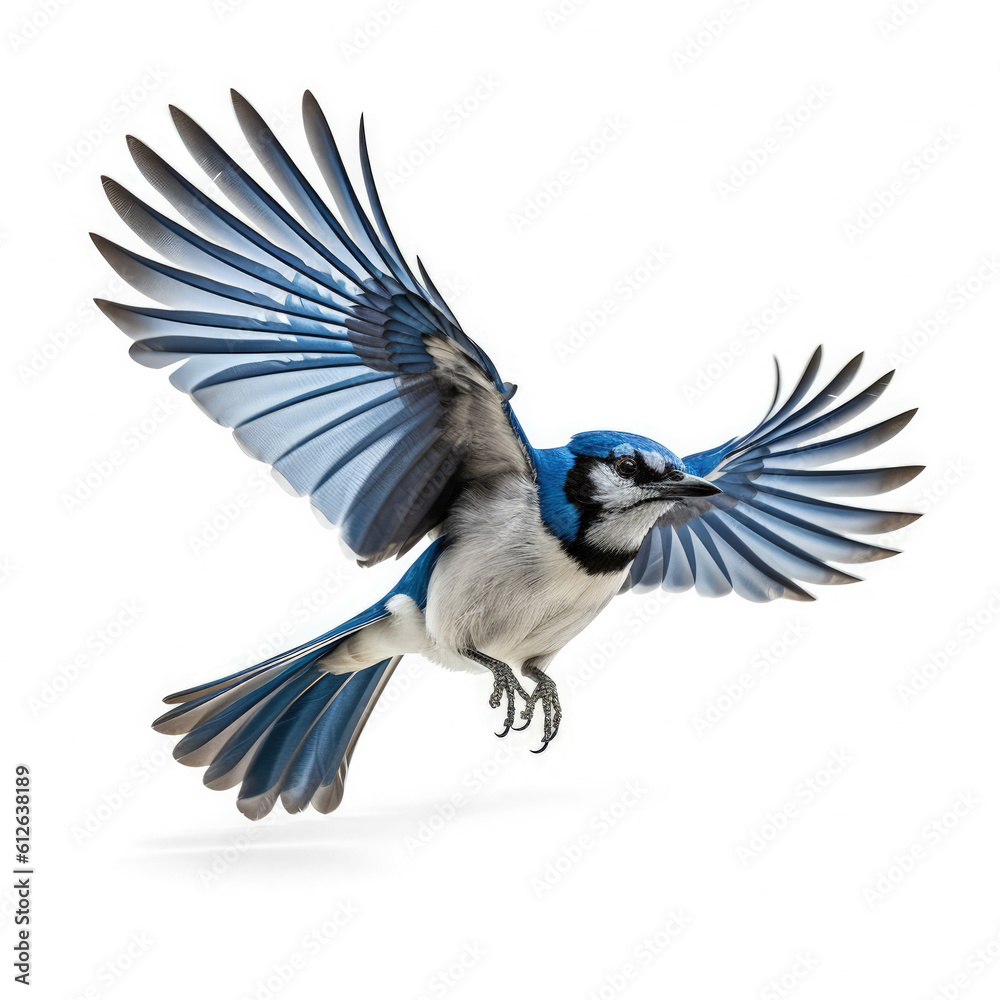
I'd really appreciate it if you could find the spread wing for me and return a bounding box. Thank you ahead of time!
[620,348,922,602]
[93,90,532,566]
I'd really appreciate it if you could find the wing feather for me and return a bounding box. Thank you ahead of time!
[621,353,921,601]
[95,91,533,565]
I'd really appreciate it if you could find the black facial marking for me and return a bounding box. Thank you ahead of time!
[561,537,638,576]
[629,454,682,486]
[556,454,653,576]
[563,456,599,514]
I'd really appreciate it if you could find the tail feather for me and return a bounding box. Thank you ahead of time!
[279,660,396,816]
[154,659,300,738]
[160,655,292,705]
[233,673,345,802]
[158,606,391,708]
[153,604,399,818]
[203,666,329,785]
[171,660,306,759]
[235,659,397,820]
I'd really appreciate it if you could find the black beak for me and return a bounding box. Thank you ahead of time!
[655,473,723,499]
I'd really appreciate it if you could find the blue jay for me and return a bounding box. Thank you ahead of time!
[93,91,922,819]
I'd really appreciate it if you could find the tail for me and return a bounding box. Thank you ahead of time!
[153,604,399,820]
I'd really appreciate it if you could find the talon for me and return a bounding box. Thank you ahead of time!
[519,661,562,749]
[464,649,562,747]
[465,647,533,740]
[513,703,534,731]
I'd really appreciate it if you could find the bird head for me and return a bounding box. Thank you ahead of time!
[536,431,722,575]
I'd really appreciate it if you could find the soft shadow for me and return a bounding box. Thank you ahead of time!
[132,781,582,877]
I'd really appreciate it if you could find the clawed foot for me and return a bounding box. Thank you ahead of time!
[462,649,531,738]
[516,665,561,753]
[463,650,562,750]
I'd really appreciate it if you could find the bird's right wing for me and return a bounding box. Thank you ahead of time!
[94,90,532,566]
[621,349,922,602]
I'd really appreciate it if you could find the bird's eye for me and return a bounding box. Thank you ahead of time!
[615,456,638,479]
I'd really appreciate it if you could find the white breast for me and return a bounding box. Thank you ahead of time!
[423,475,626,672]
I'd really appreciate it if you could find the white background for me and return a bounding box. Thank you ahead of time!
[4,0,999,997]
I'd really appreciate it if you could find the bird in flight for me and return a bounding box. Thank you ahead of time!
[93,90,922,819]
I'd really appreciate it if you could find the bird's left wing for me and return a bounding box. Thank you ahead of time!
[94,90,532,566]
[620,349,922,602]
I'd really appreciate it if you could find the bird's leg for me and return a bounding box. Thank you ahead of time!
[515,658,562,753]
[462,648,531,738]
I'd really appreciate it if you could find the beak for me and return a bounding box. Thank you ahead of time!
[654,473,723,499]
